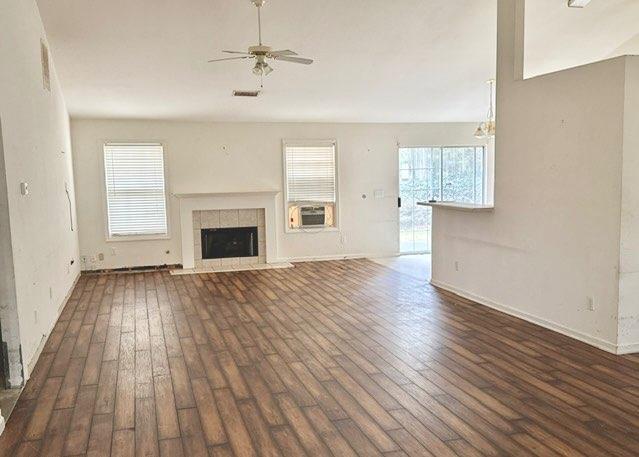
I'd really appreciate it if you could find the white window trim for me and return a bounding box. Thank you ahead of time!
[282,139,340,234]
[101,142,171,242]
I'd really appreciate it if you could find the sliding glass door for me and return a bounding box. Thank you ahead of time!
[399,146,485,254]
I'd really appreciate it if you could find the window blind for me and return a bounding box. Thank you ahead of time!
[104,143,168,237]
[285,144,336,203]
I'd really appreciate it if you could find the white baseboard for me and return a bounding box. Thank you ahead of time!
[430,278,624,355]
[24,272,81,380]
[617,342,639,355]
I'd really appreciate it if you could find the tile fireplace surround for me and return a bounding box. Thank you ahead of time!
[193,209,266,269]
[175,191,279,270]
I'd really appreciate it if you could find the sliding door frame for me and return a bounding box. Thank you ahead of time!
[397,144,487,255]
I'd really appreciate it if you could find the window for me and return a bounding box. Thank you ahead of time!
[103,143,168,239]
[283,140,337,230]
[399,146,485,253]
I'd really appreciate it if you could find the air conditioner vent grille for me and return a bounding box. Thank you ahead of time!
[233,90,261,97]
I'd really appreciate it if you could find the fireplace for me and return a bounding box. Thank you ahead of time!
[192,208,266,269]
[201,227,258,259]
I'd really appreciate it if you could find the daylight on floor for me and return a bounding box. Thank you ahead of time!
[1,0,639,455]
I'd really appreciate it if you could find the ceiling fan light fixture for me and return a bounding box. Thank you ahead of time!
[207,0,313,85]
[252,61,273,76]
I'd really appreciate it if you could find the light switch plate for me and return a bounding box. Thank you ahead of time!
[20,182,29,196]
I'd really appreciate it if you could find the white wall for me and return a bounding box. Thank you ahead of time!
[71,120,484,269]
[431,0,632,352]
[0,0,81,381]
[618,58,639,350]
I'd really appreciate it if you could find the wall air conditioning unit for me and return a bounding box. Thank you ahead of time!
[300,205,326,227]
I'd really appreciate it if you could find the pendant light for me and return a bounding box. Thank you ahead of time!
[474,79,496,140]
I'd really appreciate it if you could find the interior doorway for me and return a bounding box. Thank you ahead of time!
[0,117,24,429]
[398,146,486,254]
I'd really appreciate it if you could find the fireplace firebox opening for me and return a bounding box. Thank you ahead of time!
[201,227,259,259]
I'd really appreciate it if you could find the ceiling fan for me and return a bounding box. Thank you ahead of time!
[208,0,314,78]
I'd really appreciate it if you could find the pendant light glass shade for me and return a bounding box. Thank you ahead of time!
[252,61,273,76]
[486,119,496,137]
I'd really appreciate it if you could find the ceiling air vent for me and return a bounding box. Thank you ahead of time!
[568,0,591,7]
[233,90,261,98]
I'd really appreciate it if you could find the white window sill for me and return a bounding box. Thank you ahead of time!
[286,227,339,234]
[106,233,170,242]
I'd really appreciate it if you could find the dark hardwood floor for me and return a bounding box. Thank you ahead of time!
[1,258,639,456]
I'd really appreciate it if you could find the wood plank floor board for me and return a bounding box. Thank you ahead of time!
[63,384,98,455]
[176,408,208,457]
[86,412,113,457]
[237,401,281,457]
[2,259,639,456]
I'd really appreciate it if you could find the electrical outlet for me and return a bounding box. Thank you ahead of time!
[98,252,105,261]
[339,233,346,245]
[111,247,116,256]
[588,297,595,311]
[454,261,460,272]
[80,255,87,264]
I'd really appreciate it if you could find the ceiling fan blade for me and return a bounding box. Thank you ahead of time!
[222,50,253,55]
[269,50,298,57]
[208,56,252,63]
[273,55,314,65]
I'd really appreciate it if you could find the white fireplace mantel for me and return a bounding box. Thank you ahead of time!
[176,190,280,269]
[173,190,280,199]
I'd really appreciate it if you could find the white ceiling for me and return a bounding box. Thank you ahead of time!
[37,0,497,122]
[36,0,639,122]
[525,0,639,78]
